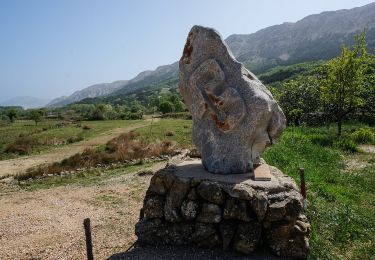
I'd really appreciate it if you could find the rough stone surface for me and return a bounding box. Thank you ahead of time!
[179,25,286,174]
[143,195,165,219]
[181,200,199,220]
[197,203,222,223]
[223,198,252,221]
[136,161,310,257]
[232,221,262,254]
[196,181,225,204]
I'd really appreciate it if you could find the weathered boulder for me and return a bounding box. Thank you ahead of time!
[179,25,286,174]
[143,195,165,219]
[232,220,262,254]
[181,200,199,220]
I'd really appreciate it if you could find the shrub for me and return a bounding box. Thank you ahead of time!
[350,128,375,144]
[165,131,175,137]
[82,125,91,130]
[333,138,359,153]
[4,137,39,155]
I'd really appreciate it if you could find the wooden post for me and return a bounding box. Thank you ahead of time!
[83,218,94,260]
[299,168,307,210]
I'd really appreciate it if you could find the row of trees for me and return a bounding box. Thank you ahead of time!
[274,31,374,136]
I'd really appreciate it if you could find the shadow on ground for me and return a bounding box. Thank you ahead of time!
[108,244,291,260]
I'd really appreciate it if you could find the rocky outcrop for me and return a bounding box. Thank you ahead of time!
[179,26,286,174]
[135,160,310,257]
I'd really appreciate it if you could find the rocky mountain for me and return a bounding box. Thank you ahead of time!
[47,80,129,107]
[226,2,375,72]
[0,96,50,109]
[49,2,375,107]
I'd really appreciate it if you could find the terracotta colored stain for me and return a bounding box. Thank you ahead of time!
[204,103,208,109]
[210,113,231,131]
[182,32,193,64]
[208,93,222,104]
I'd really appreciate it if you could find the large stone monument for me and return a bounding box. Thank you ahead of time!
[179,25,286,174]
[135,26,310,258]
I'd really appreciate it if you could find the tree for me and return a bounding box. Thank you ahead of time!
[6,109,18,123]
[159,101,174,114]
[320,31,370,136]
[29,110,43,125]
[279,76,321,125]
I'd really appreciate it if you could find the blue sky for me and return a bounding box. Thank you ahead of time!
[0,0,374,101]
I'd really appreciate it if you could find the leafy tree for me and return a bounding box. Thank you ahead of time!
[320,31,371,136]
[29,110,43,125]
[91,104,107,120]
[159,101,174,114]
[6,109,18,123]
[279,76,321,125]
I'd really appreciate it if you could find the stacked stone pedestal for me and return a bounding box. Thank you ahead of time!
[135,160,310,258]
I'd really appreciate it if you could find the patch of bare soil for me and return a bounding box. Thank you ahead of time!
[0,120,155,178]
[359,144,375,154]
[0,164,164,260]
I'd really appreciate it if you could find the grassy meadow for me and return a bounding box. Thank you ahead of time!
[0,119,142,160]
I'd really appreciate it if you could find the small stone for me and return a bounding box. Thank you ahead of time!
[223,198,252,221]
[197,181,225,204]
[192,222,216,242]
[181,200,199,220]
[135,219,194,245]
[220,220,237,250]
[164,177,190,222]
[251,192,268,221]
[222,183,256,200]
[232,221,262,254]
[148,174,166,195]
[187,187,198,200]
[266,200,287,222]
[197,203,222,223]
[143,195,164,219]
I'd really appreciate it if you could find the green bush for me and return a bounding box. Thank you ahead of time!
[350,127,375,144]
[333,138,359,153]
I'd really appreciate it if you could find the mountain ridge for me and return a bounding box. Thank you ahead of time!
[48,2,375,107]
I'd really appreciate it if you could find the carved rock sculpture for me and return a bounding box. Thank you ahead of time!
[179,26,286,174]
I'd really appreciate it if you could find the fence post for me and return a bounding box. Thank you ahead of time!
[299,168,307,209]
[83,218,94,260]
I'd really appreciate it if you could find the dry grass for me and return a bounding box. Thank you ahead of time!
[18,131,176,180]
[4,137,39,155]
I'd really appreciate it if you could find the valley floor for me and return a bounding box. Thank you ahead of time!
[0,120,154,178]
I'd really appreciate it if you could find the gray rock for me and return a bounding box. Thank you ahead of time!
[192,222,217,245]
[196,181,225,204]
[219,220,237,250]
[164,177,190,222]
[135,219,193,245]
[181,200,199,220]
[144,195,165,219]
[179,25,286,174]
[187,187,199,200]
[197,203,222,223]
[232,221,262,254]
[251,192,268,221]
[223,198,252,221]
[148,174,167,195]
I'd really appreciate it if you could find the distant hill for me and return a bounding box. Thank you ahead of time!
[47,80,129,107]
[0,96,50,109]
[49,2,375,107]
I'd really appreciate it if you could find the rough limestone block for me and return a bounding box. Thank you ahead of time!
[135,160,310,257]
[179,25,286,174]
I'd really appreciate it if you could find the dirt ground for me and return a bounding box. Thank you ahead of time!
[0,120,154,178]
[0,162,166,260]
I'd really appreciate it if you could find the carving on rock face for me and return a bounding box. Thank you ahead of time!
[189,59,246,132]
